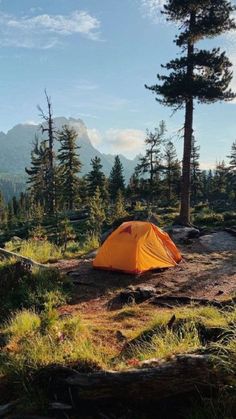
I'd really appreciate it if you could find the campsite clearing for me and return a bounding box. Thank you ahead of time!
[55,231,236,352]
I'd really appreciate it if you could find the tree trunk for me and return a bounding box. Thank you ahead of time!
[179,12,195,226]
[179,97,193,225]
[54,355,225,403]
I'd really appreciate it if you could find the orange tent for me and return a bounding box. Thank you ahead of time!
[93,221,182,274]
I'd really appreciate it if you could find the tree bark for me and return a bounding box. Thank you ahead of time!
[59,355,224,403]
[179,13,195,226]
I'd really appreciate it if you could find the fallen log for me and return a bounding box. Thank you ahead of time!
[60,354,225,402]
[0,247,50,270]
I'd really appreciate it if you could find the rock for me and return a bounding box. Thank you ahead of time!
[116,330,127,342]
[109,286,157,309]
[199,231,236,252]
[11,236,22,242]
[170,226,200,242]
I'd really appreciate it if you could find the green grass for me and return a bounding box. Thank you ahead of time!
[0,306,236,414]
[126,323,200,362]
[0,259,71,319]
[0,309,109,405]
[5,239,62,263]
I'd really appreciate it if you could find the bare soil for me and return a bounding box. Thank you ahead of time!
[56,232,236,321]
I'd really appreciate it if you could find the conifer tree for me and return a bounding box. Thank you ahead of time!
[213,161,228,198]
[111,189,127,222]
[87,187,106,235]
[146,0,236,224]
[135,121,166,201]
[57,125,82,211]
[228,141,236,199]
[57,217,76,251]
[0,191,5,223]
[162,140,181,202]
[109,156,125,200]
[86,156,106,197]
[38,91,57,214]
[25,138,49,209]
[191,137,202,205]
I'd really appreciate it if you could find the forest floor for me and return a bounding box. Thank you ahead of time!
[52,231,236,352]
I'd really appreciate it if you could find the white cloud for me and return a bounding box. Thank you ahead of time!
[141,0,165,23]
[88,128,146,156]
[0,10,101,48]
[87,128,103,146]
[106,129,145,152]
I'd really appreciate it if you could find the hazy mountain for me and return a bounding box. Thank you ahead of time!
[0,117,140,182]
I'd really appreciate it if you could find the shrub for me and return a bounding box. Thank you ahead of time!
[194,212,224,225]
[5,310,41,338]
[223,211,236,222]
[0,261,71,320]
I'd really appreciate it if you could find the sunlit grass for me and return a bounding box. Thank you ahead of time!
[5,239,62,263]
[126,324,200,363]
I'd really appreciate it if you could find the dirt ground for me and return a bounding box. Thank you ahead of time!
[55,232,236,322]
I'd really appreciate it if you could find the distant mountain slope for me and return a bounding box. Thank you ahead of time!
[0,118,139,181]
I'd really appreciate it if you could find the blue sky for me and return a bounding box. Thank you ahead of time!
[0,0,236,168]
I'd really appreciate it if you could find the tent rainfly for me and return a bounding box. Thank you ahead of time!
[93,221,182,274]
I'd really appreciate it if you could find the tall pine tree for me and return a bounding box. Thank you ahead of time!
[228,141,236,199]
[57,125,82,211]
[38,91,57,214]
[135,121,166,202]
[162,140,181,202]
[109,156,125,200]
[25,138,49,210]
[191,137,202,205]
[86,156,107,197]
[146,0,235,225]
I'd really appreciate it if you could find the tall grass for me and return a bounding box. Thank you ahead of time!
[5,239,62,263]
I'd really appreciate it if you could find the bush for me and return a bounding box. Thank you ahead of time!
[194,212,224,225]
[223,211,236,222]
[0,261,71,320]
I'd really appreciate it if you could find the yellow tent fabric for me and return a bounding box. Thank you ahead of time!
[93,221,182,274]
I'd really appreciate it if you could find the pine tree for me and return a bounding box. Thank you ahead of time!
[57,125,82,211]
[57,218,75,251]
[213,161,228,198]
[0,191,5,223]
[228,141,236,199]
[25,138,49,210]
[191,137,202,205]
[38,91,57,214]
[111,189,127,222]
[162,140,181,202]
[109,156,125,200]
[86,156,106,197]
[87,187,106,235]
[135,121,166,202]
[146,0,235,225]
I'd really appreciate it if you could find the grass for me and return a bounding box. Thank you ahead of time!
[0,305,236,414]
[5,239,62,263]
[5,232,100,263]
[0,259,71,319]
[125,323,200,363]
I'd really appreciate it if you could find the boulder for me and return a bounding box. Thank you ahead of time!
[199,231,236,252]
[109,285,157,309]
[170,226,200,242]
